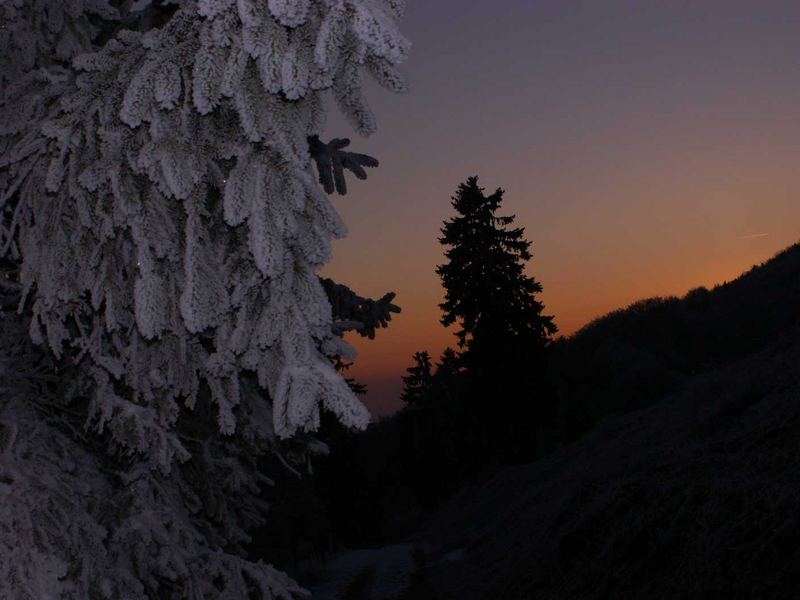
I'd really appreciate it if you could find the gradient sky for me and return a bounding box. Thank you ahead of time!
[321,0,800,417]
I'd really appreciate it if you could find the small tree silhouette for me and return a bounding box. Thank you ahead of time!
[433,347,461,386]
[401,351,434,406]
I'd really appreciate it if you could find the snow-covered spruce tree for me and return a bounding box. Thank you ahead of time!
[0,1,408,598]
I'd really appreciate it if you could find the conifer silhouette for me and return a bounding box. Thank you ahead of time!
[437,176,558,465]
[401,351,434,406]
[437,176,556,370]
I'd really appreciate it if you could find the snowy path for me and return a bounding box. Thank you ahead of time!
[307,543,415,599]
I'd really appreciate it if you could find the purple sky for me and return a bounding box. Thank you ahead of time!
[323,0,800,417]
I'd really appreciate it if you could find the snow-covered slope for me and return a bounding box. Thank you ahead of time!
[415,326,800,598]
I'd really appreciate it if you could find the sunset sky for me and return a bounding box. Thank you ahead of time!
[322,0,800,417]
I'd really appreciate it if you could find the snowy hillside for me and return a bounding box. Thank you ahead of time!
[415,322,800,598]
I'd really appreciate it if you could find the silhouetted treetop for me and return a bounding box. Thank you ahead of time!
[434,347,462,382]
[400,351,434,406]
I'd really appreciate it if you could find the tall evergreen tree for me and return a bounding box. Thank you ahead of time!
[437,176,557,370]
[436,176,557,465]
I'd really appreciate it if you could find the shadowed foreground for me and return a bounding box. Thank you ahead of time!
[414,324,800,598]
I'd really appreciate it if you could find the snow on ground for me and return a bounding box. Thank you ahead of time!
[307,543,416,599]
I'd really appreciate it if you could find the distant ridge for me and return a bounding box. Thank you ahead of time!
[551,242,800,440]
[571,241,800,341]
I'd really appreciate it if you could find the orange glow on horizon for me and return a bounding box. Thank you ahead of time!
[327,235,798,418]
